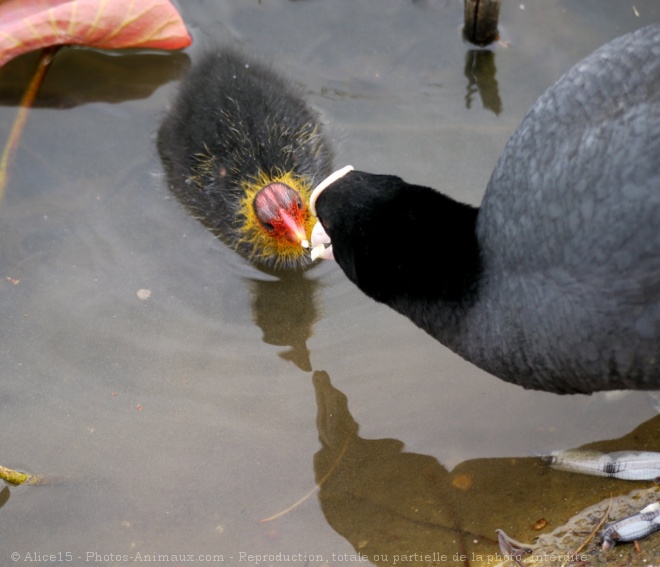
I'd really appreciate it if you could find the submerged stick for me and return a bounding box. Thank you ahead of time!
[258,434,352,523]
[0,46,60,203]
[560,498,613,567]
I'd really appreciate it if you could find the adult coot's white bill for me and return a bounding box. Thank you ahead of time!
[159,49,333,270]
[310,25,660,394]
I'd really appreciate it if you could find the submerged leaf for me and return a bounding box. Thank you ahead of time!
[0,0,191,67]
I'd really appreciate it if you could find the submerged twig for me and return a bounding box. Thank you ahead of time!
[258,434,352,523]
[0,45,60,203]
[560,498,613,567]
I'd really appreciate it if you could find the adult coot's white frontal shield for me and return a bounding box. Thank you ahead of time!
[309,165,354,261]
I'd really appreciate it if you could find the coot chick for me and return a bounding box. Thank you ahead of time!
[310,25,660,394]
[158,49,333,270]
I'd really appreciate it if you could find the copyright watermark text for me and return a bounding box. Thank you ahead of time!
[11,552,227,563]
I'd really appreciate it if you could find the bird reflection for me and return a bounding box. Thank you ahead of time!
[464,49,502,115]
[310,371,660,567]
[249,272,319,371]
[312,370,498,566]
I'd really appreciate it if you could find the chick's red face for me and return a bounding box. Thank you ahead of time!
[253,183,308,246]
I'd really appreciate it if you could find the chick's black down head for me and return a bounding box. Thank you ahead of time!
[158,48,333,271]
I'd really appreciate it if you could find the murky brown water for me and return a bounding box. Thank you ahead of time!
[1,1,659,566]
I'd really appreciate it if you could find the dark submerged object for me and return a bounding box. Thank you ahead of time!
[158,48,333,270]
[311,25,660,394]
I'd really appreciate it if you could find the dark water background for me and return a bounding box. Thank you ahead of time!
[1,1,659,566]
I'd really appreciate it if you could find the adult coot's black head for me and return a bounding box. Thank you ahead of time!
[310,25,660,394]
[310,167,481,308]
[158,48,333,271]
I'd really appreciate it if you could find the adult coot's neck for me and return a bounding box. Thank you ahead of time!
[315,171,482,336]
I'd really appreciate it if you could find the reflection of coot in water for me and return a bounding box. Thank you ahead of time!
[311,372,660,563]
[158,49,333,270]
[311,25,660,394]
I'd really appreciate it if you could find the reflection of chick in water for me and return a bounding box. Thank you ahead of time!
[311,372,660,566]
[158,48,333,270]
[250,274,318,372]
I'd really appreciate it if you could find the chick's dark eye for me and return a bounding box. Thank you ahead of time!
[296,195,303,209]
[262,221,275,232]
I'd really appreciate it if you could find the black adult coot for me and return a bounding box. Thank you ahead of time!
[309,25,660,394]
[158,49,333,270]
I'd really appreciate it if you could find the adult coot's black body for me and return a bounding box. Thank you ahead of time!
[310,25,660,394]
[159,49,333,270]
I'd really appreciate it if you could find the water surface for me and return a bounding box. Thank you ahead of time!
[1,1,659,566]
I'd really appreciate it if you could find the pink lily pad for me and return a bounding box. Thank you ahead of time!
[0,0,192,68]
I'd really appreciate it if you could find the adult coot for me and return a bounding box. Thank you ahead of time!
[310,25,660,394]
[159,49,333,270]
